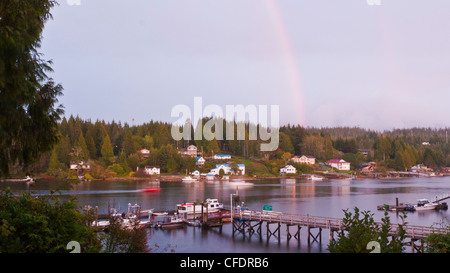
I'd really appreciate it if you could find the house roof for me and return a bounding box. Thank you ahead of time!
[326,159,349,164]
[195,156,204,162]
[215,154,231,157]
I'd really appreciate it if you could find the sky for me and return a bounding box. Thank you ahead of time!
[40,0,450,131]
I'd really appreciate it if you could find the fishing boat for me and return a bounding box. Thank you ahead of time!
[182,176,198,183]
[154,213,185,229]
[414,199,438,211]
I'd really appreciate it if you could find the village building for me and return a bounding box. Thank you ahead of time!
[209,164,245,175]
[409,164,433,173]
[358,149,370,157]
[177,145,198,157]
[280,165,297,174]
[213,154,231,160]
[359,162,377,174]
[142,166,160,175]
[326,159,351,171]
[139,148,150,158]
[195,156,205,166]
[191,170,200,177]
[70,160,91,170]
[291,155,315,165]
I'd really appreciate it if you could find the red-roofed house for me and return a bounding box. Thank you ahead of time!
[326,159,351,171]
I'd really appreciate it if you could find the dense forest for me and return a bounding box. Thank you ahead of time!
[23,115,450,179]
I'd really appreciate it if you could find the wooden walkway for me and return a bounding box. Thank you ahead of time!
[232,209,449,252]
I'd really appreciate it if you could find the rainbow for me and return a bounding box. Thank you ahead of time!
[264,0,306,126]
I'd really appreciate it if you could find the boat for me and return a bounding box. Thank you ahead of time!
[154,213,185,229]
[177,198,224,215]
[182,176,198,183]
[307,175,325,181]
[140,186,162,193]
[1,176,34,183]
[414,199,438,211]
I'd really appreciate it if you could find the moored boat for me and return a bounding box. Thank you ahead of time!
[182,176,198,183]
[414,199,438,211]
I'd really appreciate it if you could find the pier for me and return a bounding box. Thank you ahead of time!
[231,209,449,252]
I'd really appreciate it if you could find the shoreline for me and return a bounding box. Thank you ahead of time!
[27,172,448,183]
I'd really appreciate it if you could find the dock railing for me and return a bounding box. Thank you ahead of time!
[233,209,448,240]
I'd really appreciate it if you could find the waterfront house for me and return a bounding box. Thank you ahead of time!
[359,162,377,174]
[326,159,351,171]
[209,164,245,175]
[291,155,315,165]
[178,145,198,157]
[213,154,231,160]
[280,165,297,174]
[139,148,150,158]
[195,156,205,166]
[409,164,433,173]
[70,160,91,170]
[143,166,160,175]
[191,170,200,177]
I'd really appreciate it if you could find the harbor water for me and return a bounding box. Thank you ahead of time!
[2,176,450,253]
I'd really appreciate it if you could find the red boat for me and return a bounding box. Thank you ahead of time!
[140,187,161,193]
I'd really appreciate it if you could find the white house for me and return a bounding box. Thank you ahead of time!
[213,154,231,160]
[139,148,150,158]
[195,156,205,166]
[209,164,245,175]
[191,170,200,177]
[178,145,198,157]
[70,160,91,170]
[143,166,160,175]
[291,155,315,165]
[280,165,297,174]
[326,159,351,171]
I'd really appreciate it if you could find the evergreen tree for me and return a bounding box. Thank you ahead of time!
[101,134,114,166]
[0,0,64,177]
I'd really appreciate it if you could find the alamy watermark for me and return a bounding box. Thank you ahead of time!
[171,97,279,152]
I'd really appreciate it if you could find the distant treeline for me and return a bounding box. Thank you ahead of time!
[25,115,450,177]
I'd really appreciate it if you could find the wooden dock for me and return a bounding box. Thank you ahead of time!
[232,209,449,252]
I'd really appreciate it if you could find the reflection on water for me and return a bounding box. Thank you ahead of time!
[2,176,450,252]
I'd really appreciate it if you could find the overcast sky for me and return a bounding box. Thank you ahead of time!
[40,0,450,131]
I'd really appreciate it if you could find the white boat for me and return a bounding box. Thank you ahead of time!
[307,175,325,181]
[177,198,224,215]
[182,176,198,183]
[414,199,438,211]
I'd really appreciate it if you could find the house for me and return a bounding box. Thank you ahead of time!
[206,174,215,180]
[326,159,351,171]
[195,156,205,166]
[70,160,91,170]
[139,148,150,158]
[291,155,315,165]
[142,166,160,175]
[409,164,433,173]
[280,165,297,174]
[178,145,198,157]
[358,149,370,157]
[213,154,231,160]
[191,170,200,177]
[359,162,377,174]
[209,164,245,175]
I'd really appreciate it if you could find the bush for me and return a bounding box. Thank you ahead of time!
[0,189,101,253]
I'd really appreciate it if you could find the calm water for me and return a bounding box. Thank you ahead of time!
[3,176,450,253]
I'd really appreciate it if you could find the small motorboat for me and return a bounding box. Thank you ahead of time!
[182,176,198,183]
[307,175,325,181]
[140,186,162,193]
